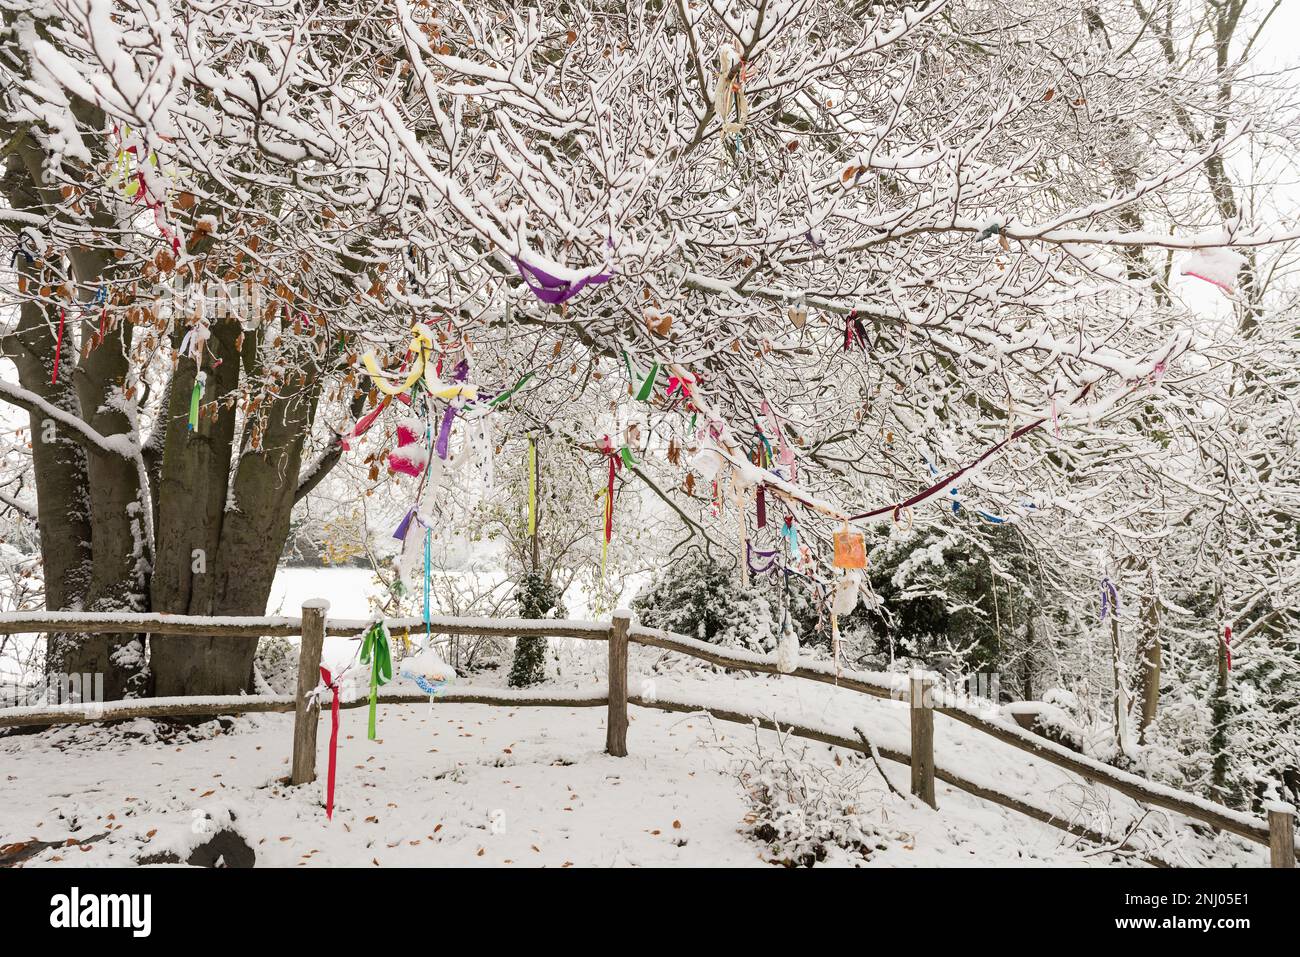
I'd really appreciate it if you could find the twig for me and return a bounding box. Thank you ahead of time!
[854,724,903,798]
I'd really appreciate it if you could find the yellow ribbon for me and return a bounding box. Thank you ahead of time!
[361,323,435,396]
[361,323,481,401]
[598,487,610,580]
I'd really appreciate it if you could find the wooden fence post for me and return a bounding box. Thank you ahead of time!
[606,609,631,757]
[910,670,936,809]
[1267,801,1295,868]
[291,599,329,786]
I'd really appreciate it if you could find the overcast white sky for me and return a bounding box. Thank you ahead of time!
[1257,3,1299,69]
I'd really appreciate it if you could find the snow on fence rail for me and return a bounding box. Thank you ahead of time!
[0,603,1294,867]
[0,610,609,640]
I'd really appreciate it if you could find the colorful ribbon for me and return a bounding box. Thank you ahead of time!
[11,231,37,266]
[478,371,534,410]
[666,375,693,400]
[598,435,623,578]
[341,396,392,451]
[843,310,869,351]
[113,127,181,254]
[1223,624,1232,672]
[433,360,470,459]
[923,458,1018,524]
[319,666,340,820]
[361,324,436,397]
[392,506,416,541]
[623,351,659,402]
[1099,577,1119,621]
[188,372,205,431]
[746,543,780,576]
[359,622,393,740]
[514,257,612,305]
[423,527,432,643]
[51,307,67,384]
[780,514,799,557]
[760,400,796,481]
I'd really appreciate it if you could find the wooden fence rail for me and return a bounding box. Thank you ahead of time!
[0,603,1294,867]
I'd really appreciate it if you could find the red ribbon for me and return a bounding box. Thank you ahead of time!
[1224,625,1232,672]
[847,382,1097,521]
[600,435,621,542]
[319,666,340,820]
[844,310,868,351]
[51,307,67,384]
[340,395,393,451]
[757,485,767,529]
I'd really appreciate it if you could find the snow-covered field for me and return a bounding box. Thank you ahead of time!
[0,643,1264,868]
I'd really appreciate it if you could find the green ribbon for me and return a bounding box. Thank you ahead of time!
[486,371,534,408]
[359,622,393,740]
[622,350,658,402]
[620,445,637,468]
[187,375,203,432]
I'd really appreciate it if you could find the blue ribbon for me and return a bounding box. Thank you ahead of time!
[924,457,1022,525]
[423,527,432,642]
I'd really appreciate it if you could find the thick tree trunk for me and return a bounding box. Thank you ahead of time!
[3,92,347,700]
[150,333,324,696]
[2,136,143,698]
[5,300,99,682]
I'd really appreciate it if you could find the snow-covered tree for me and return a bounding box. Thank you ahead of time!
[0,0,1294,747]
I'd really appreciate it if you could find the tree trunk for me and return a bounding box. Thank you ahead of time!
[2,80,349,700]
[1210,622,1231,797]
[1110,611,1129,754]
[1137,563,1161,744]
[149,331,324,696]
[2,132,144,698]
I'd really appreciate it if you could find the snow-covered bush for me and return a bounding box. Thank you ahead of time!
[724,729,901,867]
[858,523,1043,678]
[254,638,299,696]
[508,571,561,688]
[633,551,766,648]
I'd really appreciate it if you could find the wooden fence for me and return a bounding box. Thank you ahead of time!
[0,603,1294,868]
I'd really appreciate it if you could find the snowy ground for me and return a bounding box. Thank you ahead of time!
[0,643,1265,868]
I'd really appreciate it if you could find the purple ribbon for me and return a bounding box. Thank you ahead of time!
[392,507,416,541]
[433,360,469,460]
[746,543,780,577]
[434,405,457,459]
[1099,577,1119,620]
[513,257,612,305]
